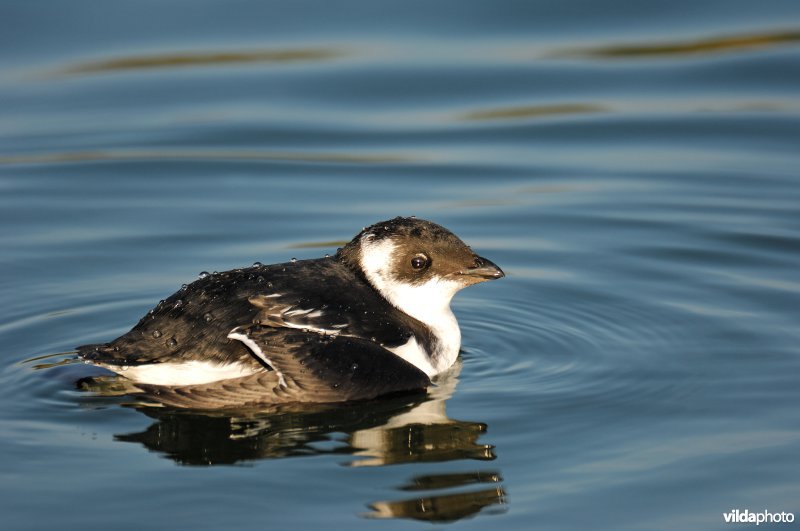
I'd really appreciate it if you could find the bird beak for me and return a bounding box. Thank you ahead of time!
[462,256,505,280]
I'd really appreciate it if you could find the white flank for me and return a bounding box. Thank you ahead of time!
[227,329,287,387]
[387,336,437,377]
[110,360,260,386]
[360,237,463,375]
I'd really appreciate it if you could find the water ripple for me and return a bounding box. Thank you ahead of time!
[459,288,698,411]
[461,103,606,122]
[0,149,419,166]
[551,28,800,59]
[51,48,346,77]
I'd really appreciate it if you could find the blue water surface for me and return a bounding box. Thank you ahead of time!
[1,1,799,529]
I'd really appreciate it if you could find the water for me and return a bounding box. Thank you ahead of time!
[1,1,799,529]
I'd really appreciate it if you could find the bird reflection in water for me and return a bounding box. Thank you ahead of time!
[366,474,506,523]
[79,358,508,522]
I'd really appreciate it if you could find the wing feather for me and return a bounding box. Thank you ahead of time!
[134,327,430,408]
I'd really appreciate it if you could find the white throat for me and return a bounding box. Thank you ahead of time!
[359,237,463,376]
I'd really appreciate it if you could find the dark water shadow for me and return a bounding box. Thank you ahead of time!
[73,360,507,523]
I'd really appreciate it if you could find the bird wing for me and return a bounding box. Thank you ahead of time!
[77,258,423,368]
[135,326,431,408]
[246,290,420,349]
[229,325,431,402]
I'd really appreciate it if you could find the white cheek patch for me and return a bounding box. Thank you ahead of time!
[359,237,397,289]
[360,236,463,375]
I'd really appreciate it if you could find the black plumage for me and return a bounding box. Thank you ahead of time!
[80,258,432,367]
[79,258,434,407]
[76,217,504,409]
[135,327,430,409]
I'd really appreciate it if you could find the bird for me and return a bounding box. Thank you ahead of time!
[78,217,504,408]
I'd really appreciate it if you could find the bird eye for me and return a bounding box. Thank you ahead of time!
[410,254,429,270]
